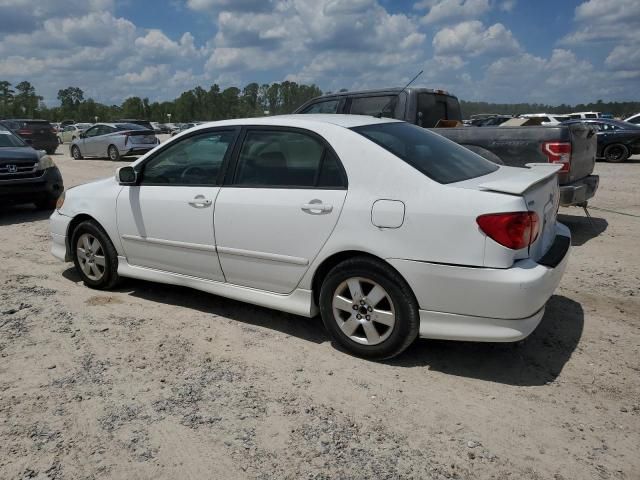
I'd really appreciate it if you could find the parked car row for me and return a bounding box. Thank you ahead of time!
[0,119,58,154]
[70,123,160,161]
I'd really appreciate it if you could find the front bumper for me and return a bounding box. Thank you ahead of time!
[559,174,599,206]
[388,228,570,342]
[50,209,72,262]
[0,167,64,203]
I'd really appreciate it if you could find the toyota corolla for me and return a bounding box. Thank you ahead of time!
[50,115,570,359]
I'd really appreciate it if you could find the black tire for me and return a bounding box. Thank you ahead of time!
[71,220,120,290]
[34,196,58,210]
[319,256,419,359]
[108,145,120,161]
[603,143,629,163]
[71,145,83,160]
[45,148,56,155]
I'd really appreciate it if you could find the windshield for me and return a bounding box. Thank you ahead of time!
[0,129,27,147]
[351,122,499,184]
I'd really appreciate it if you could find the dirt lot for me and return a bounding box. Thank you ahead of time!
[1,143,638,480]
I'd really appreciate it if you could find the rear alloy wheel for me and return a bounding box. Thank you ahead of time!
[603,144,629,163]
[108,145,120,161]
[319,257,419,359]
[71,145,83,160]
[72,221,119,289]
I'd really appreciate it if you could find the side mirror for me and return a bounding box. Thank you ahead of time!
[117,166,137,185]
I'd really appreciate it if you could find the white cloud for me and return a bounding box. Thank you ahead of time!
[561,0,640,45]
[433,20,520,57]
[415,0,490,24]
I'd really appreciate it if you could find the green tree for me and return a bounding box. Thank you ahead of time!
[14,81,41,117]
[0,80,14,117]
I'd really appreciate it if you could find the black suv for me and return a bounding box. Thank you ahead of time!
[0,124,64,209]
[0,119,59,154]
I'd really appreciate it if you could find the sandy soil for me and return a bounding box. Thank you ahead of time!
[0,143,638,479]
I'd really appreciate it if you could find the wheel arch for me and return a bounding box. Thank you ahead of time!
[65,214,111,258]
[310,250,417,307]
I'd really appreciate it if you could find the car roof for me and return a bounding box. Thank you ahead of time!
[189,114,403,131]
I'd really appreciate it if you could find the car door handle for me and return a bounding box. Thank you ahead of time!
[188,195,212,208]
[301,201,333,214]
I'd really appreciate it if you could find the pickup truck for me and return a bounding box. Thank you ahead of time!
[294,88,599,207]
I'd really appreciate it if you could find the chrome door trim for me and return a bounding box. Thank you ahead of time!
[216,246,309,266]
[121,234,216,252]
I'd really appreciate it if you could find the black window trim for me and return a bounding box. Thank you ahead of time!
[134,126,241,188]
[223,125,348,190]
[345,92,408,120]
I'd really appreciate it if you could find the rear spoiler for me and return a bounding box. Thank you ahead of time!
[478,163,562,195]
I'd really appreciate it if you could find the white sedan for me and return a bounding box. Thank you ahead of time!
[50,115,570,359]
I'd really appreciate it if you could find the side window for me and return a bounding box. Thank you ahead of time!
[233,130,345,188]
[350,96,399,119]
[84,126,99,137]
[585,114,598,119]
[140,131,235,186]
[301,100,339,114]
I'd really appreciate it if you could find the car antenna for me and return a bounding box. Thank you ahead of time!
[375,70,423,118]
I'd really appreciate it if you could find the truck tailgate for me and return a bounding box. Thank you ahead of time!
[567,123,597,183]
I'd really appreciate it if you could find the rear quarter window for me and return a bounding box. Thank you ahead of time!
[352,122,499,184]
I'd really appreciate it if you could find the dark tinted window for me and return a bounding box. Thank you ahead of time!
[585,114,598,119]
[234,130,345,188]
[352,122,499,184]
[115,123,146,130]
[350,95,402,119]
[84,126,100,137]
[417,93,462,127]
[302,100,339,114]
[141,131,235,185]
[627,116,640,124]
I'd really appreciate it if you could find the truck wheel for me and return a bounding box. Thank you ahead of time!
[603,144,629,163]
[319,256,419,359]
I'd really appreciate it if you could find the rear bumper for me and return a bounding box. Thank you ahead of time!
[121,144,157,156]
[559,174,599,206]
[389,226,570,342]
[0,167,64,203]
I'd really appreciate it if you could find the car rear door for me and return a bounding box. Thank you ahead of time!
[116,129,237,280]
[213,127,348,294]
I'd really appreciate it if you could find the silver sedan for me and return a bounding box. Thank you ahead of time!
[70,123,159,161]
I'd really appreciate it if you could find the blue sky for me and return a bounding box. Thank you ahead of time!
[0,0,638,106]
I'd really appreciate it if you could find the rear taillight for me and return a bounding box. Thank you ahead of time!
[476,212,540,250]
[17,129,32,136]
[542,141,571,173]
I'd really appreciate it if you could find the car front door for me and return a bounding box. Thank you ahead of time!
[214,127,348,294]
[80,126,102,156]
[116,129,238,280]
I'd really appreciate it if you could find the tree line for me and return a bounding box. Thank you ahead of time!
[1,79,639,123]
[0,80,322,123]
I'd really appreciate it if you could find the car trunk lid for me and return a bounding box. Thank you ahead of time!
[465,164,562,261]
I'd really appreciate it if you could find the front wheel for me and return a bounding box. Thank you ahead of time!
[108,145,120,161]
[603,143,629,163]
[319,257,419,359]
[71,221,120,289]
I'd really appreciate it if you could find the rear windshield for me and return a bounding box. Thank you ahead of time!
[0,129,27,147]
[115,123,147,131]
[351,122,499,184]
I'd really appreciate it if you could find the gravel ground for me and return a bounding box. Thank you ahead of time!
[0,142,638,479]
